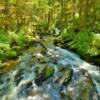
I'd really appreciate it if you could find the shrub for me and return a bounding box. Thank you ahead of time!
[60,29,100,56]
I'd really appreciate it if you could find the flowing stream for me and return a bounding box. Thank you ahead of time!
[0,46,100,100]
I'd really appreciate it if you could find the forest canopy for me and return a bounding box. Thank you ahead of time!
[0,0,100,65]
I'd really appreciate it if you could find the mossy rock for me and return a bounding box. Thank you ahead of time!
[63,70,99,100]
[54,65,73,86]
[35,65,54,85]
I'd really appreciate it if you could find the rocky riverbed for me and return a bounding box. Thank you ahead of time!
[0,45,100,100]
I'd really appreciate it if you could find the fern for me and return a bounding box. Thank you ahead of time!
[88,33,100,56]
[17,31,26,47]
[60,30,100,56]
[68,31,89,54]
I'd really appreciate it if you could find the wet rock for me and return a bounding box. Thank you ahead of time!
[14,69,25,86]
[39,56,49,64]
[17,81,33,97]
[27,95,45,100]
[35,65,54,86]
[28,90,51,100]
[27,95,50,100]
[0,73,11,96]
[61,70,99,100]
[54,65,73,86]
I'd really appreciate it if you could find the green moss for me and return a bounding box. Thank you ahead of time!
[44,65,54,78]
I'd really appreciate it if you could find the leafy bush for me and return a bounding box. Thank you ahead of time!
[88,33,100,56]
[68,31,89,54]
[0,30,9,43]
[0,42,17,59]
[8,30,26,47]
[60,29,100,56]
[0,30,26,60]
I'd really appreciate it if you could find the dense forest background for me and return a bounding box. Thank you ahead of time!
[0,1,100,100]
[0,0,100,67]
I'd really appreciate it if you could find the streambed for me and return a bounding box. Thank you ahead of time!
[0,45,100,100]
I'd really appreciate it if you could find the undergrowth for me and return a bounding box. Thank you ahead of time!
[60,29,100,56]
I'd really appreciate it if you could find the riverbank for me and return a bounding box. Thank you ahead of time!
[54,37,100,67]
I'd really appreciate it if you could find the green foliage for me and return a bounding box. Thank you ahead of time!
[68,31,89,54]
[0,30,26,60]
[60,30,100,56]
[8,30,26,47]
[0,30,9,43]
[0,43,17,59]
[16,31,26,47]
[88,33,100,56]
[0,0,100,62]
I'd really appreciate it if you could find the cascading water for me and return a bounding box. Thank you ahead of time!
[0,46,100,100]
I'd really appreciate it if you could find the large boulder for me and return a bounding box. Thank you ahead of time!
[61,69,99,100]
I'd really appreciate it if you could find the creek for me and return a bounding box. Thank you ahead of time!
[0,45,100,100]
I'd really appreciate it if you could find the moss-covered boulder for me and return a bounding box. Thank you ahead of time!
[54,65,73,86]
[35,65,54,85]
[61,69,99,100]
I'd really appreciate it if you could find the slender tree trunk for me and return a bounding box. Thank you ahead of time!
[48,0,51,28]
[48,0,53,31]
[4,0,9,31]
[60,0,64,28]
